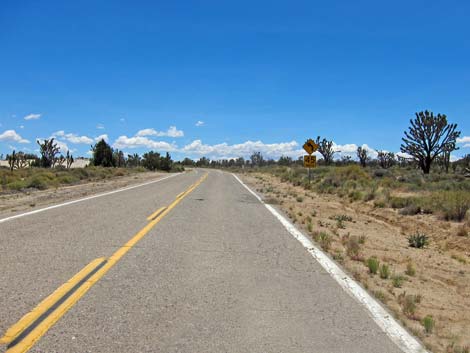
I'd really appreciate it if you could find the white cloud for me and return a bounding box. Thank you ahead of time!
[55,140,73,153]
[332,143,378,159]
[24,113,41,120]
[19,125,24,129]
[457,136,470,144]
[195,120,204,127]
[95,134,109,142]
[52,131,93,144]
[0,130,30,143]
[113,135,177,151]
[181,139,302,160]
[96,123,105,129]
[136,126,184,138]
[463,144,470,148]
[136,128,158,137]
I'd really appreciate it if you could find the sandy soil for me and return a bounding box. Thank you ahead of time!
[240,172,470,353]
[0,171,168,219]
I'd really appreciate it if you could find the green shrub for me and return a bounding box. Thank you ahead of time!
[307,222,313,233]
[379,264,390,279]
[405,262,416,277]
[430,191,470,221]
[408,233,429,248]
[57,175,79,184]
[401,294,417,319]
[6,179,28,190]
[27,176,50,190]
[367,257,379,275]
[313,231,332,251]
[346,236,362,260]
[373,290,387,303]
[392,274,405,288]
[423,315,434,334]
[389,196,412,209]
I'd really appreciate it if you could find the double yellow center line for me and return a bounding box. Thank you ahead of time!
[1,173,208,353]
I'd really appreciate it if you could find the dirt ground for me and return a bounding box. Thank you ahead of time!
[240,172,470,353]
[0,171,169,219]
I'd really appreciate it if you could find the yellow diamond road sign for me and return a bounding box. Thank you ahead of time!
[304,155,317,168]
[303,139,318,155]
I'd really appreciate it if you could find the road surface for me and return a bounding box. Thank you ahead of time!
[0,170,418,353]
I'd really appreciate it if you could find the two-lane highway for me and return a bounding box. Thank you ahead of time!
[1,170,422,352]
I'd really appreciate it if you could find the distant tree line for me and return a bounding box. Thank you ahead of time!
[183,111,466,176]
[2,138,181,173]
[1,110,466,175]
[90,139,178,171]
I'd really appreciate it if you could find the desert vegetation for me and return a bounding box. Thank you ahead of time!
[1,138,183,193]
[226,113,469,353]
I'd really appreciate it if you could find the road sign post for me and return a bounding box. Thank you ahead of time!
[303,139,318,184]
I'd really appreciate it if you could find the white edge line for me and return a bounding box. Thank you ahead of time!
[0,173,181,224]
[232,173,428,353]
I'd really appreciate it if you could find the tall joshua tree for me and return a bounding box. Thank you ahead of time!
[356,146,369,168]
[401,111,460,174]
[37,138,60,168]
[316,136,335,165]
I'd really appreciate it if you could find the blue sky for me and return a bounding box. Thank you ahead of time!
[1,0,469,160]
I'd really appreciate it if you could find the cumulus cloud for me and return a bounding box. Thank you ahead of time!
[52,131,94,144]
[24,113,41,120]
[95,134,109,142]
[181,139,303,160]
[136,126,184,138]
[195,120,204,127]
[332,143,378,159]
[55,140,73,153]
[457,136,470,146]
[0,130,30,143]
[113,135,177,151]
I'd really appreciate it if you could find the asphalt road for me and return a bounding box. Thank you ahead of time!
[0,169,408,353]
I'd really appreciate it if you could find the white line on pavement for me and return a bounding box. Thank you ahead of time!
[0,173,180,224]
[232,173,428,353]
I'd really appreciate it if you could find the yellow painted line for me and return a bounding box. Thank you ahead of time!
[2,173,208,353]
[0,257,106,345]
[176,191,186,199]
[146,207,166,221]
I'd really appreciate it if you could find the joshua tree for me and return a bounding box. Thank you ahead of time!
[7,151,17,171]
[65,150,74,169]
[356,147,369,168]
[127,153,141,168]
[401,111,460,174]
[316,136,335,165]
[37,138,60,168]
[250,152,265,167]
[113,149,126,167]
[376,150,395,169]
[160,152,173,171]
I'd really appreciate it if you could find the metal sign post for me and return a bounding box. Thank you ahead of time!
[303,139,318,184]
